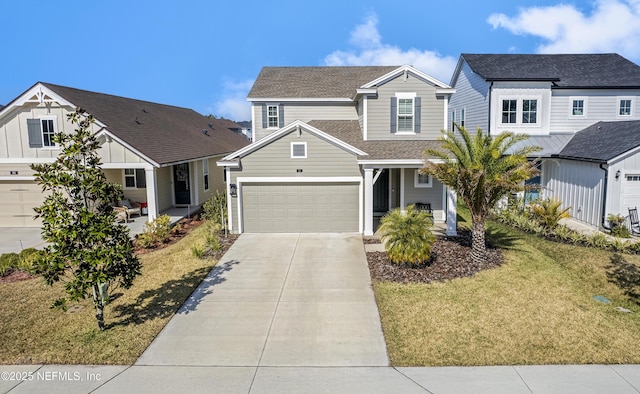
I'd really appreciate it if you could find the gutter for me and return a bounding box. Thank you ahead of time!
[487,82,493,135]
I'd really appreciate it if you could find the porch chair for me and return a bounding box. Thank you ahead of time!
[628,207,640,235]
[116,198,142,222]
[413,202,433,215]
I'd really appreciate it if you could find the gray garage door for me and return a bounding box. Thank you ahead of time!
[241,182,359,233]
[0,181,44,227]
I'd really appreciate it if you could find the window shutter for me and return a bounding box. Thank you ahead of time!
[414,97,421,133]
[27,119,43,148]
[390,97,397,133]
[278,105,284,128]
[135,169,146,188]
[261,105,268,128]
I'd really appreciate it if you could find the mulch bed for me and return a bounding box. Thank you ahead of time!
[367,230,504,284]
[0,270,33,284]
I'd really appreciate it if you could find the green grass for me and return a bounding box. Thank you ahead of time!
[374,210,640,366]
[0,224,220,365]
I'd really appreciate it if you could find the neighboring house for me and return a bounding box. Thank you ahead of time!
[546,120,640,227]
[217,65,458,236]
[449,53,640,227]
[0,82,249,227]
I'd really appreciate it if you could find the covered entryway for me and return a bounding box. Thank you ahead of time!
[0,181,44,227]
[240,182,360,233]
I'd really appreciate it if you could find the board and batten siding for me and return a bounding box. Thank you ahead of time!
[542,159,605,227]
[228,130,362,232]
[156,166,173,212]
[449,61,491,133]
[252,102,358,141]
[366,75,445,140]
[97,138,145,164]
[549,89,640,133]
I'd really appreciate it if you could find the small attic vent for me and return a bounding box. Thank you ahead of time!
[135,117,141,124]
[142,108,147,113]
[202,129,209,136]
[208,123,214,128]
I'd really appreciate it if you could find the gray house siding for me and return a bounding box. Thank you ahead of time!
[366,75,445,140]
[228,130,362,231]
[542,159,605,227]
[401,168,445,221]
[549,89,640,133]
[449,61,491,133]
[252,102,358,141]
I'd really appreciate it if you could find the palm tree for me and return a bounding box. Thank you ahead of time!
[423,125,541,264]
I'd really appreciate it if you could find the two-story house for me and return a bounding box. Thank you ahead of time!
[0,82,249,227]
[217,65,457,236]
[449,53,640,228]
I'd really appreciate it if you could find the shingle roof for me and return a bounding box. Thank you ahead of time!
[306,120,443,160]
[558,120,640,162]
[41,83,249,165]
[461,53,640,88]
[247,66,399,99]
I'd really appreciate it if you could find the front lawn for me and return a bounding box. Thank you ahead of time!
[0,223,230,365]
[373,213,640,366]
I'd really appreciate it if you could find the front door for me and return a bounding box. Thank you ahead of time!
[373,169,389,213]
[173,164,191,205]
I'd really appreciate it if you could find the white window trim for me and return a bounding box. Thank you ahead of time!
[123,168,137,190]
[414,170,432,188]
[569,96,587,117]
[618,97,634,117]
[202,159,209,191]
[40,115,59,149]
[267,104,279,128]
[498,96,542,126]
[291,142,307,159]
[395,92,417,135]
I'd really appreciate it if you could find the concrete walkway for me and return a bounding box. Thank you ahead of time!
[2,233,640,393]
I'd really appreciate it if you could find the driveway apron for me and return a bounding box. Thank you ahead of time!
[136,233,389,367]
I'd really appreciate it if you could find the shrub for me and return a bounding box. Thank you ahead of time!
[0,253,20,276]
[529,198,571,229]
[607,214,631,238]
[586,232,609,249]
[137,215,172,248]
[191,244,206,258]
[378,205,435,266]
[17,248,43,273]
[203,191,228,232]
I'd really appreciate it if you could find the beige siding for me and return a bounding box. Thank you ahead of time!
[367,75,446,140]
[195,157,226,205]
[0,180,45,227]
[236,131,361,177]
[157,166,173,212]
[0,163,38,178]
[252,102,358,140]
[97,139,145,164]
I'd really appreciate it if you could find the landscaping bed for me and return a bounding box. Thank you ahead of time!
[367,230,503,283]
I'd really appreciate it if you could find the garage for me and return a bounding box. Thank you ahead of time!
[0,181,44,227]
[623,174,640,211]
[241,182,360,233]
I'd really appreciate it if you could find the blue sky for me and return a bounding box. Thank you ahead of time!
[2,0,640,121]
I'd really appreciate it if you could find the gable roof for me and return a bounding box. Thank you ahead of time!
[247,66,401,100]
[18,83,249,166]
[558,120,640,162]
[459,53,640,88]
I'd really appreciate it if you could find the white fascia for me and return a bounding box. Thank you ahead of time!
[247,97,352,102]
[362,65,454,89]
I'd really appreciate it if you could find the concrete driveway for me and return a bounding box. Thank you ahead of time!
[136,233,389,367]
[0,227,44,254]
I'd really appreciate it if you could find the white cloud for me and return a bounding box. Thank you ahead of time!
[324,14,457,83]
[488,0,640,60]
[210,79,253,121]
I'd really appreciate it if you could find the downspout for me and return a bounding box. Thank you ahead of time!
[600,163,608,230]
[487,81,493,135]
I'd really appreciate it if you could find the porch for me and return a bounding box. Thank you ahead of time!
[122,206,199,236]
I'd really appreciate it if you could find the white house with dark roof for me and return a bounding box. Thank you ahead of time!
[217,65,457,236]
[449,53,640,228]
[0,82,249,227]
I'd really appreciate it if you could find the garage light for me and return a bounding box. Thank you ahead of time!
[230,184,237,198]
[616,170,621,180]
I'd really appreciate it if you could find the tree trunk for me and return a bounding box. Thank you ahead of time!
[93,284,105,331]
[470,217,486,264]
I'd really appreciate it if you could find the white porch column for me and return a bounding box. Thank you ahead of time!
[446,186,457,236]
[145,168,158,222]
[364,168,374,236]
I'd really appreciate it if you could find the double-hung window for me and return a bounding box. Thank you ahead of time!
[414,170,432,188]
[41,119,56,147]
[27,117,58,148]
[392,93,420,134]
[267,105,279,127]
[571,99,585,116]
[522,99,537,124]
[397,98,414,132]
[619,99,633,116]
[501,100,517,124]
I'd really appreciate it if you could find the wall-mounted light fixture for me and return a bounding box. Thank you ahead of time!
[230,184,237,198]
[616,170,621,180]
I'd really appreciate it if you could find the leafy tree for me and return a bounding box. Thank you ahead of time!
[31,108,141,331]
[378,205,435,266]
[423,125,541,264]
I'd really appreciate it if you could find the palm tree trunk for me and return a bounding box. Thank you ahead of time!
[470,217,486,264]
